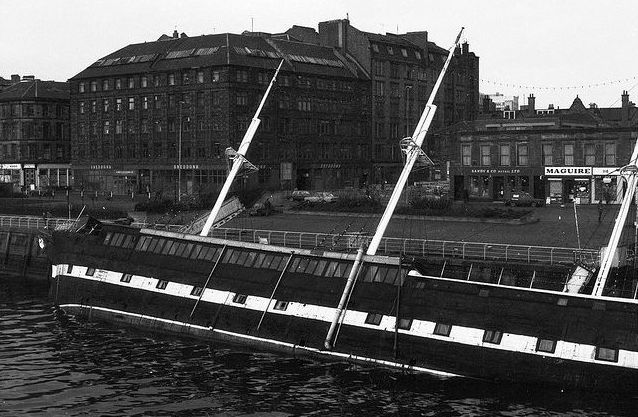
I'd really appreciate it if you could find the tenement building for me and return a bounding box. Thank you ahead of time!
[0,76,70,192]
[70,30,370,196]
[289,19,480,184]
[443,92,638,204]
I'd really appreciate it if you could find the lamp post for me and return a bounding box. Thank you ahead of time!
[178,101,183,202]
[405,85,412,136]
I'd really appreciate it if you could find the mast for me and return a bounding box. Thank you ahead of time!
[200,60,284,237]
[592,140,638,296]
[366,28,464,256]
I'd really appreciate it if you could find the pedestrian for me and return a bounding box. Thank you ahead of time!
[598,199,603,223]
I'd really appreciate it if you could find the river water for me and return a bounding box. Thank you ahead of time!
[1,280,636,417]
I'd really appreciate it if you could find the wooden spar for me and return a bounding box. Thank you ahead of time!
[200,60,284,237]
[592,141,638,296]
[366,28,464,256]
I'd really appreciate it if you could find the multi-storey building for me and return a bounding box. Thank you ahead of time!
[291,19,479,183]
[69,30,370,196]
[443,92,638,204]
[0,76,70,192]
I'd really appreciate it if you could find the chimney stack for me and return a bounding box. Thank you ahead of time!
[622,90,629,122]
[172,29,179,39]
[11,74,20,83]
[528,94,536,114]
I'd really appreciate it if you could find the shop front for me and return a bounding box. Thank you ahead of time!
[452,167,542,201]
[543,166,621,204]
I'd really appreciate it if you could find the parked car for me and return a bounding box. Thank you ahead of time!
[290,190,311,201]
[505,191,545,207]
[304,192,339,203]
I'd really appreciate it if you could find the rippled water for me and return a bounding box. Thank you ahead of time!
[1,280,636,416]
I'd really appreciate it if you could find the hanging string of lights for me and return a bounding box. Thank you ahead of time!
[479,76,638,91]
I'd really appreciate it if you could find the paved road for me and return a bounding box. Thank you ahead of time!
[225,203,629,250]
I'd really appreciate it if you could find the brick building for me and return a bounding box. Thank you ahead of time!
[69,30,370,196]
[0,76,71,192]
[443,92,638,204]
[290,19,480,184]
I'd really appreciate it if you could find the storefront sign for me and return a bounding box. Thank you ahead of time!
[115,170,135,175]
[544,167,592,176]
[0,164,21,170]
[91,165,112,170]
[173,164,200,170]
[593,167,619,176]
[470,168,521,174]
[320,164,341,169]
[23,164,36,169]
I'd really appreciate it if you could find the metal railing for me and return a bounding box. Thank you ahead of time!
[0,215,75,230]
[210,227,600,267]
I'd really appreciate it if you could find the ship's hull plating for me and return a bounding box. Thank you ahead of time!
[48,224,638,391]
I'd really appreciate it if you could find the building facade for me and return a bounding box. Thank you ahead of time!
[445,93,638,204]
[0,76,71,192]
[69,31,371,196]
[289,19,480,185]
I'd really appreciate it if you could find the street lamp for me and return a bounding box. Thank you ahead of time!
[178,101,184,202]
[405,85,412,136]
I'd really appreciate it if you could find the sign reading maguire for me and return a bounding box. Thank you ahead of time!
[545,167,592,176]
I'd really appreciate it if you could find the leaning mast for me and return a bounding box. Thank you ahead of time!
[200,60,284,237]
[366,28,464,256]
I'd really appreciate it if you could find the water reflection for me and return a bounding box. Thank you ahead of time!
[0,281,635,416]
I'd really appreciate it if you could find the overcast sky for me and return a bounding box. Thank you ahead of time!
[2,0,637,109]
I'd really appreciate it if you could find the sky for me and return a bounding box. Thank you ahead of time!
[2,0,637,109]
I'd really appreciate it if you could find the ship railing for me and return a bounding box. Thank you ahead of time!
[210,227,600,266]
[0,215,76,230]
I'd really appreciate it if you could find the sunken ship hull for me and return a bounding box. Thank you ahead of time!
[47,222,638,391]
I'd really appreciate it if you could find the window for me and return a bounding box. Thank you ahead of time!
[387,46,394,55]
[66,264,73,273]
[372,44,379,53]
[232,293,247,304]
[433,323,451,336]
[142,96,148,110]
[373,61,385,76]
[103,99,109,112]
[141,76,148,88]
[461,144,471,166]
[103,121,110,135]
[397,318,412,330]
[415,51,422,59]
[197,71,204,83]
[536,338,556,354]
[102,79,109,91]
[517,143,528,166]
[584,143,596,165]
[86,267,95,276]
[115,78,122,89]
[365,313,383,325]
[499,144,510,166]
[116,98,122,111]
[91,100,96,113]
[542,143,553,166]
[128,97,135,110]
[595,346,618,362]
[153,75,161,87]
[605,142,616,166]
[182,72,190,84]
[480,144,491,166]
[273,300,289,311]
[401,48,408,57]
[168,74,175,85]
[156,279,169,290]
[121,273,132,283]
[90,81,97,92]
[564,144,574,166]
[236,91,248,106]
[115,120,123,134]
[190,286,203,297]
[483,330,503,344]
[79,101,85,114]
[374,81,385,96]
[128,77,135,89]
[79,82,85,93]
[236,70,248,83]
[212,70,220,82]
